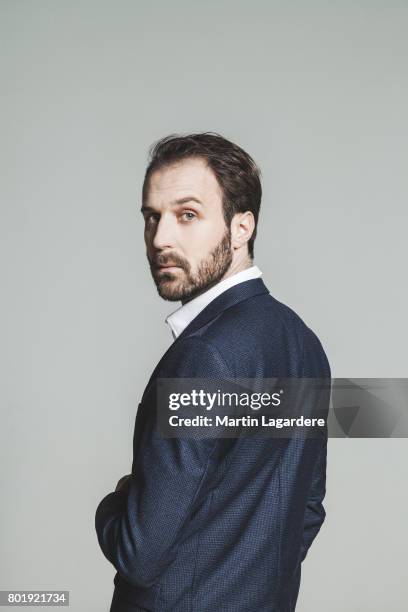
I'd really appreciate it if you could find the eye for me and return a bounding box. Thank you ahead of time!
[180,211,197,222]
[144,212,160,225]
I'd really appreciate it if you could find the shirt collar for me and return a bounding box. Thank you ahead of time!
[165,265,263,340]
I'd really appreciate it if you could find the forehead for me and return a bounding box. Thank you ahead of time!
[145,157,223,207]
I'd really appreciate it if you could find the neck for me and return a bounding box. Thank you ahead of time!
[221,254,253,282]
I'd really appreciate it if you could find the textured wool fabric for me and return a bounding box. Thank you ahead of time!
[110,588,149,612]
[95,278,331,612]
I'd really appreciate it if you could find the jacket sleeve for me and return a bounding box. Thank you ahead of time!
[299,435,327,562]
[95,336,231,588]
[299,326,331,562]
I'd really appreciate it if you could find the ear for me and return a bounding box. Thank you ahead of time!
[230,211,255,251]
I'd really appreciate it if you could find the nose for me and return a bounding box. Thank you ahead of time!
[151,212,176,251]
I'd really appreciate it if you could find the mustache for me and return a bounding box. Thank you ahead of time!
[150,252,189,270]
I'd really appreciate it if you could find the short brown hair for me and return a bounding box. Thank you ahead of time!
[142,133,262,258]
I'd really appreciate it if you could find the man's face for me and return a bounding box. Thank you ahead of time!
[142,157,233,302]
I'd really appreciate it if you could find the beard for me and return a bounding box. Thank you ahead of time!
[148,229,233,302]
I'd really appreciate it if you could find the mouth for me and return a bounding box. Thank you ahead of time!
[156,265,182,273]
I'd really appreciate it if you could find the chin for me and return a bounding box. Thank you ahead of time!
[156,280,186,302]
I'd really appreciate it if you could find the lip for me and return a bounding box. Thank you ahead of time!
[156,265,181,272]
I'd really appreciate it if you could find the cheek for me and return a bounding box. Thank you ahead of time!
[188,218,225,246]
[180,236,203,265]
[183,223,224,267]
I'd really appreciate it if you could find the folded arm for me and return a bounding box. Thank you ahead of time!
[95,337,231,587]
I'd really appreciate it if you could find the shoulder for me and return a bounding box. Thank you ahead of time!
[195,291,330,377]
[157,290,330,379]
[197,291,307,348]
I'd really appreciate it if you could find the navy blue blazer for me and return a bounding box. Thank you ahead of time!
[95,278,331,612]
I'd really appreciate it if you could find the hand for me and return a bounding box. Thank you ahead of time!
[115,474,131,492]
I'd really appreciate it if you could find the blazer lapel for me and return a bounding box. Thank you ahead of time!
[177,277,269,341]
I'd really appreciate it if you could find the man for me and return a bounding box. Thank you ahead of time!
[95,133,331,612]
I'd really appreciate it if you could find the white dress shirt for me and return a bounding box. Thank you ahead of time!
[165,265,263,340]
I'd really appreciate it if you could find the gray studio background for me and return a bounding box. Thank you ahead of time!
[1,1,407,611]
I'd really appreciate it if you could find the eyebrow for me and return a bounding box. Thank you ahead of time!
[141,196,203,213]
